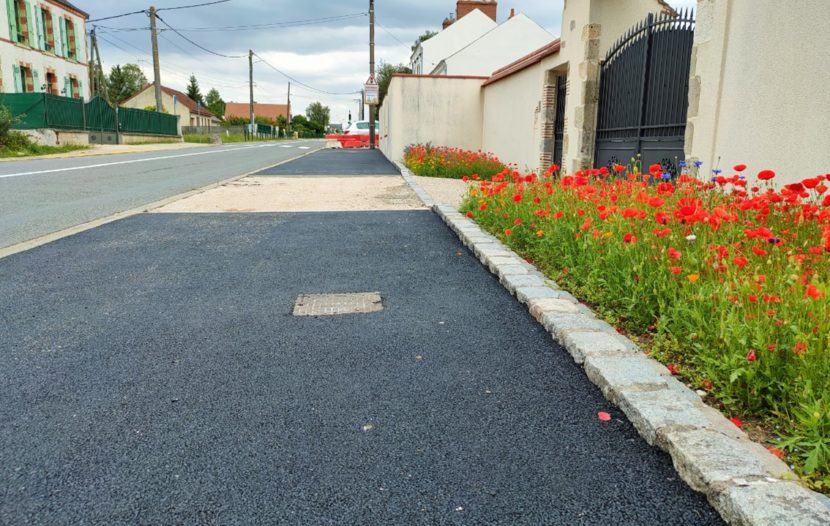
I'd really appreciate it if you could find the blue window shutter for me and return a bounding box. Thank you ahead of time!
[51,12,61,55]
[33,69,40,91]
[78,80,84,100]
[35,6,45,49]
[7,0,18,41]
[13,65,22,92]
[61,17,69,57]
[73,20,81,60]
[24,0,34,47]
[63,76,70,97]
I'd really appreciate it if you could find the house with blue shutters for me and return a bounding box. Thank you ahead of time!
[1,0,89,99]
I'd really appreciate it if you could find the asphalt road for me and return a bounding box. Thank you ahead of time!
[255,148,399,176]
[0,140,323,249]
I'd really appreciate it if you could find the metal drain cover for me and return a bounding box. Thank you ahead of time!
[292,292,383,316]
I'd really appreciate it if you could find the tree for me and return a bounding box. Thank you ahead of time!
[185,74,203,105]
[376,61,411,108]
[205,88,225,119]
[107,63,147,104]
[305,102,330,134]
[276,114,287,132]
[411,30,437,52]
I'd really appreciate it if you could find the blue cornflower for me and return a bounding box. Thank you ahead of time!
[694,160,703,168]
[768,237,781,245]
[679,160,687,168]
[712,168,722,175]
[661,172,671,181]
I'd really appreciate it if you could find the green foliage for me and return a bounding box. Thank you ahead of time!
[185,74,203,105]
[224,115,273,126]
[107,63,148,104]
[183,134,211,144]
[376,61,411,108]
[204,88,225,118]
[0,130,88,158]
[276,114,287,131]
[404,143,505,179]
[412,30,437,52]
[0,104,14,144]
[458,161,830,491]
[305,102,330,133]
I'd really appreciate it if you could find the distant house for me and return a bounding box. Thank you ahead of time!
[0,0,90,99]
[121,84,220,132]
[431,12,553,76]
[410,5,497,75]
[224,102,289,124]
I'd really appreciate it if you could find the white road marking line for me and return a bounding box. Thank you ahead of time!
[298,146,311,150]
[0,143,287,180]
[280,145,293,148]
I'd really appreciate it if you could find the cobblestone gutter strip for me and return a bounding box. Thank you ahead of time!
[423,201,829,525]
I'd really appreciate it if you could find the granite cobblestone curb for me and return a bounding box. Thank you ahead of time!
[392,162,830,525]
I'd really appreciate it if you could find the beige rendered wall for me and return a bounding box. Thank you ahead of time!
[122,89,187,135]
[687,0,830,185]
[380,75,485,162]
[481,64,544,171]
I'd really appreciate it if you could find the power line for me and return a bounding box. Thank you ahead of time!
[154,14,247,59]
[376,23,409,49]
[173,13,367,32]
[87,1,228,24]
[252,52,360,96]
[88,9,147,24]
[157,0,229,12]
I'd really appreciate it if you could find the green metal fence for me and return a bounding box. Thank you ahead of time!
[2,93,178,136]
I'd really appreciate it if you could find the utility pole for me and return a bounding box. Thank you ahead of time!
[91,30,109,103]
[88,28,96,96]
[249,49,255,131]
[148,6,162,112]
[368,0,376,149]
[286,82,291,136]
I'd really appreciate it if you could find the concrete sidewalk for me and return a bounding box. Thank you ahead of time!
[0,149,723,524]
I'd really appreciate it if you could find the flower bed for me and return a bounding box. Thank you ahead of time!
[459,161,829,491]
[404,144,506,179]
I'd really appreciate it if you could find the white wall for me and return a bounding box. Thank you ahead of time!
[482,63,545,171]
[1,0,89,98]
[411,9,496,74]
[380,75,485,161]
[438,14,553,77]
[687,0,830,186]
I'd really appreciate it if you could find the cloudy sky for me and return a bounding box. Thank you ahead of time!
[83,0,695,124]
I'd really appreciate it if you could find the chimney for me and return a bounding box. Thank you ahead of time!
[442,13,455,29]
[456,0,498,22]
[509,7,515,18]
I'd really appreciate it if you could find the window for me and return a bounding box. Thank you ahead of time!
[40,7,55,52]
[45,71,58,95]
[18,65,34,92]
[65,17,76,59]
[69,76,79,98]
[10,0,30,45]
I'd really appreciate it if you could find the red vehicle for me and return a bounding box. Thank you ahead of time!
[325,120,380,148]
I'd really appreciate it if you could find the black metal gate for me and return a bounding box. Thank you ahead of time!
[594,9,694,174]
[553,76,566,168]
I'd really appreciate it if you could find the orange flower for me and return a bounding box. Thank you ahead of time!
[687,274,700,283]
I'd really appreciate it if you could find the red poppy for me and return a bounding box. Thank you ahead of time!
[733,256,749,267]
[751,246,768,256]
[666,363,679,375]
[613,164,626,173]
[504,228,512,236]
[768,447,785,459]
[746,350,757,362]
[514,218,522,226]
[729,417,743,428]
[597,411,612,422]
[670,266,682,275]
[479,203,488,211]
[806,285,825,299]
[733,164,747,172]
[757,169,776,181]
[512,194,523,202]
[465,212,474,218]
[623,233,637,243]
[667,247,682,260]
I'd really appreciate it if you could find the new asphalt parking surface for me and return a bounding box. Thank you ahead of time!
[0,210,722,524]
[255,148,399,176]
